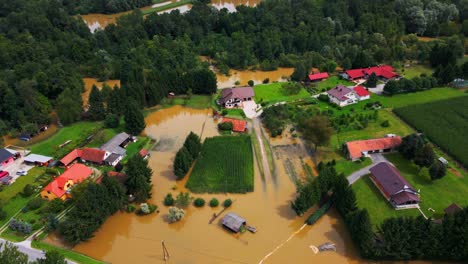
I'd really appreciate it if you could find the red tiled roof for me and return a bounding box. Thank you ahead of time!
[96,171,127,184]
[308,72,329,81]
[346,69,365,79]
[346,136,402,160]
[139,149,148,157]
[60,149,82,166]
[80,148,106,163]
[353,86,370,97]
[43,164,92,198]
[346,65,398,80]
[222,118,247,132]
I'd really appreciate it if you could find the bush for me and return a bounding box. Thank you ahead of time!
[104,114,120,128]
[27,197,44,210]
[209,198,219,207]
[318,94,329,102]
[22,184,35,197]
[193,198,205,207]
[175,192,191,208]
[9,218,32,234]
[381,120,390,127]
[127,204,136,213]
[221,109,228,116]
[248,80,254,87]
[0,207,6,220]
[429,162,446,180]
[218,122,233,131]
[45,168,59,175]
[137,203,157,215]
[43,198,64,214]
[167,207,185,223]
[163,193,174,206]
[223,199,232,208]
[263,78,270,84]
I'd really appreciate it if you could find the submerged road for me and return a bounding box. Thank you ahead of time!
[252,117,272,183]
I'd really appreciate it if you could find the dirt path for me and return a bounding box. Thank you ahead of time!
[252,118,272,183]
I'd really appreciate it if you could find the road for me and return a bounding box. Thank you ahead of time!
[347,153,391,184]
[0,238,76,263]
[252,118,272,182]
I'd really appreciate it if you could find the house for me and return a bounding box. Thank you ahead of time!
[222,212,246,233]
[218,87,255,108]
[23,154,53,166]
[326,85,358,107]
[444,203,462,216]
[342,65,399,81]
[41,164,93,201]
[221,118,247,133]
[60,148,108,166]
[100,132,132,156]
[139,149,150,160]
[353,86,370,100]
[369,162,420,209]
[104,153,122,167]
[60,149,82,167]
[0,148,15,170]
[345,136,402,161]
[308,72,329,82]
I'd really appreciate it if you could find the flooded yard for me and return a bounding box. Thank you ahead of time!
[65,105,366,263]
[216,68,293,88]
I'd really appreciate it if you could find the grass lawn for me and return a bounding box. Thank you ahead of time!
[121,136,151,164]
[0,167,46,201]
[399,64,433,79]
[371,87,466,109]
[30,122,102,158]
[0,230,28,242]
[32,240,105,264]
[224,108,246,119]
[315,76,354,91]
[86,128,120,148]
[353,175,420,228]
[186,135,254,193]
[334,158,372,177]
[254,82,310,104]
[161,95,212,109]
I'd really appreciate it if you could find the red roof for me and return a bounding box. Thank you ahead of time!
[346,136,402,160]
[308,72,329,81]
[43,164,93,198]
[139,149,148,157]
[346,65,398,80]
[222,118,247,132]
[346,69,365,79]
[80,148,106,163]
[96,171,127,184]
[60,149,82,166]
[353,86,370,97]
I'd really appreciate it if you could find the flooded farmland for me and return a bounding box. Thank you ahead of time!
[69,105,366,264]
[216,68,294,88]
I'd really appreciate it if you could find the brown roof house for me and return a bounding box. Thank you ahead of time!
[218,87,254,108]
[345,136,402,161]
[369,162,420,209]
[326,85,359,107]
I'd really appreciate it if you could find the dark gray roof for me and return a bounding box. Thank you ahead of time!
[105,153,122,164]
[220,87,254,104]
[100,132,129,155]
[370,162,416,196]
[326,85,353,101]
[222,212,246,232]
[0,149,14,163]
[0,176,13,184]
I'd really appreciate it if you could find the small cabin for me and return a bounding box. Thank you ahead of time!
[222,212,246,233]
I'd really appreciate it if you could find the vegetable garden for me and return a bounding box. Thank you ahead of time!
[186,135,254,193]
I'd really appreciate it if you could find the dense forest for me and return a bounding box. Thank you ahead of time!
[0,0,466,141]
[63,0,152,14]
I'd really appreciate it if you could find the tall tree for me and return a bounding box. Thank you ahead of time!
[291,63,307,82]
[87,85,105,121]
[366,72,378,88]
[0,242,29,264]
[414,144,435,168]
[173,147,193,180]
[399,134,425,160]
[429,161,446,180]
[34,250,67,264]
[124,100,146,135]
[299,115,334,152]
[125,155,153,202]
[56,88,82,125]
[183,132,202,160]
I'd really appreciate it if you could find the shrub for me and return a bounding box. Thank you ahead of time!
[234,81,240,85]
[163,193,175,206]
[263,78,270,84]
[223,199,232,208]
[45,214,59,232]
[318,94,329,102]
[22,184,35,197]
[43,198,64,214]
[167,207,185,223]
[137,203,157,215]
[193,198,205,207]
[248,80,254,87]
[218,122,233,131]
[0,207,6,220]
[46,168,59,175]
[175,192,191,208]
[9,219,32,234]
[221,109,228,116]
[381,120,390,127]
[429,162,446,180]
[104,114,120,128]
[209,198,219,207]
[27,197,44,210]
[127,204,136,213]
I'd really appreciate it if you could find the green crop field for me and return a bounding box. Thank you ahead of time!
[315,76,354,91]
[394,96,468,167]
[372,87,465,108]
[186,135,254,193]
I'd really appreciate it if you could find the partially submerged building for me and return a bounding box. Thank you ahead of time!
[222,212,246,233]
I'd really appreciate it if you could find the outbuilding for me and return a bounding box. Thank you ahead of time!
[222,212,246,233]
[24,154,53,166]
[0,148,14,169]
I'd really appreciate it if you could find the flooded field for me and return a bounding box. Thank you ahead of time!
[211,0,260,12]
[216,68,294,88]
[66,105,367,264]
[82,78,120,107]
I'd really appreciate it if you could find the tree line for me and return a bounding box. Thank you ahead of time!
[64,0,152,14]
[173,132,202,179]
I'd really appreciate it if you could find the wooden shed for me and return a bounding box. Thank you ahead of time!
[222,212,246,233]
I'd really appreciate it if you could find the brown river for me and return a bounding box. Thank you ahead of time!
[51,105,366,264]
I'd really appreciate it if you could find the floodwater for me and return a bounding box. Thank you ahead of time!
[211,0,260,12]
[216,68,294,88]
[67,105,367,264]
[82,78,120,107]
[157,4,192,15]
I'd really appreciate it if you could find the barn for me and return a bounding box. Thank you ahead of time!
[222,212,246,233]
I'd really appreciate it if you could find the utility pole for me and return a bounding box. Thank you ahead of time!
[162,240,170,261]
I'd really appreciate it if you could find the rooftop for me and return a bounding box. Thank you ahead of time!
[220,87,255,104]
[369,162,418,197]
[308,72,329,81]
[222,212,246,233]
[0,148,14,163]
[222,118,247,132]
[24,154,53,163]
[327,85,353,101]
[346,136,402,160]
[100,132,129,155]
[353,85,370,97]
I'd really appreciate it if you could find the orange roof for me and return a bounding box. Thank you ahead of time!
[222,118,247,132]
[353,86,370,97]
[346,136,402,159]
[81,148,106,163]
[43,164,93,198]
[60,149,82,166]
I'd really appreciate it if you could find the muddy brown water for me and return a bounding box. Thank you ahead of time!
[211,0,260,12]
[82,78,120,107]
[216,68,294,88]
[49,105,368,264]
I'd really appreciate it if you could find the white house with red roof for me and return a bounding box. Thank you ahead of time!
[326,85,358,107]
[353,85,370,100]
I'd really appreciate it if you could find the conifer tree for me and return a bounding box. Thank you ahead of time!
[124,99,145,135]
[87,85,105,120]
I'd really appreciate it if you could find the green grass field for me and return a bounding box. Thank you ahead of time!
[161,95,212,109]
[394,96,468,167]
[186,135,254,193]
[30,122,102,158]
[32,240,105,264]
[254,82,310,104]
[121,136,151,164]
[399,65,433,79]
[334,158,372,176]
[372,87,466,108]
[315,76,354,91]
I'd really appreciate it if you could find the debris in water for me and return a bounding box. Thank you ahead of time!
[309,245,319,254]
[318,242,336,252]
[246,226,257,233]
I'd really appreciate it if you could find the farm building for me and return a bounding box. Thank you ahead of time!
[41,163,93,201]
[341,65,399,81]
[345,136,402,161]
[0,148,14,169]
[369,162,420,209]
[221,118,247,133]
[222,212,246,233]
[326,85,359,107]
[60,148,109,166]
[444,203,462,216]
[353,86,370,100]
[308,72,329,82]
[104,153,122,167]
[100,132,132,156]
[218,87,255,108]
[23,154,53,166]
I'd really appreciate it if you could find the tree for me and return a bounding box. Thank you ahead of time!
[87,85,105,121]
[125,155,153,202]
[104,114,119,128]
[399,134,425,160]
[173,147,193,179]
[0,242,29,264]
[291,63,307,82]
[124,99,145,135]
[45,214,59,232]
[56,88,82,125]
[282,82,302,95]
[223,199,232,208]
[414,144,435,168]
[22,184,34,197]
[193,198,205,207]
[248,80,254,86]
[175,192,191,208]
[429,162,446,180]
[34,250,67,264]
[167,207,185,223]
[209,198,219,207]
[164,193,175,206]
[384,80,400,95]
[366,72,377,88]
[183,132,202,160]
[299,115,334,151]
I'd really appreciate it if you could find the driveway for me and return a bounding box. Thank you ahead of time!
[2,156,34,185]
[347,153,392,184]
[367,83,385,95]
[0,238,75,263]
[242,100,261,118]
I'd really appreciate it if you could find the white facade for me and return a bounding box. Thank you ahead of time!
[329,91,359,107]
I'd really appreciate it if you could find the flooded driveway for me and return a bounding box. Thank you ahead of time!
[70,105,364,263]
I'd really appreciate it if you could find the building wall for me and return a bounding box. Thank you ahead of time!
[0,157,14,169]
[41,190,60,201]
